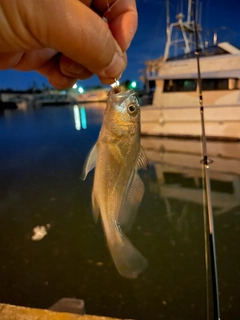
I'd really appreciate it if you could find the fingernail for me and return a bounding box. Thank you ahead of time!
[117,73,122,80]
[99,51,126,78]
[50,75,74,89]
[67,61,84,75]
[126,41,132,51]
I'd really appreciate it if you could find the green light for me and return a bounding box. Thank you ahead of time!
[131,81,137,88]
[78,87,84,93]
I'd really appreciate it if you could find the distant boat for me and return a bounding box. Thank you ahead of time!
[141,0,240,140]
[76,88,107,103]
[32,92,76,108]
[8,95,28,111]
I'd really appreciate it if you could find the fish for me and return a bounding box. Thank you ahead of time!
[82,88,148,279]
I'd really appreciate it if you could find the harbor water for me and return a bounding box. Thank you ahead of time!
[0,104,239,320]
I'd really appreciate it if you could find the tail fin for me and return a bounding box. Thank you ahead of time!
[107,227,148,279]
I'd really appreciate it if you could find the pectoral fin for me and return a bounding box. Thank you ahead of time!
[81,143,98,180]
[136,146,148,170]
[118,147,147,231]
[118,172,145,232]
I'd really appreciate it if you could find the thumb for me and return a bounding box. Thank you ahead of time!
[30,0,126,80]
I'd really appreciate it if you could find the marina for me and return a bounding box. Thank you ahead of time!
[0,87,108,110]
[0,1,240,319]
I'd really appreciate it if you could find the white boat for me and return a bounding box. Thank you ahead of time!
[33,92,76,108]
[0,92,28,111]
[141,1,240,140]
[77,89,107,103]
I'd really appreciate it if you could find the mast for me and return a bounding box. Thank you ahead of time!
[163,0,203,61]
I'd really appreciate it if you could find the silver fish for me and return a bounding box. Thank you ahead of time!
[82,88,148,279]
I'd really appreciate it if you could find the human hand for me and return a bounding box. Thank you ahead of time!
[0,0,137,88]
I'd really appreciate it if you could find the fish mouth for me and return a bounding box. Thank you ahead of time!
[109,87,136,106]
[111,86,121,94]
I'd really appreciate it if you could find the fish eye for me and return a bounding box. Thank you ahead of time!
[127,104,138,115]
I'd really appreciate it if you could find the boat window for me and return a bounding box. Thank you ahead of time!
[163,79,197,92]
[145,80,156,93]
[202,78,228,91]
[149,80,156,92]
[163,78,236,92]
[230,79,239,90]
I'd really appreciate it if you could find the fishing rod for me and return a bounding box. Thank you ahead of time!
[191,1,221,319]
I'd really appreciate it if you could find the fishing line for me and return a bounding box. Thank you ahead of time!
[103,0,121,18]
[192,1,221,319]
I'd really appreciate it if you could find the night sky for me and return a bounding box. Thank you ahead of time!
[0,0,239,90]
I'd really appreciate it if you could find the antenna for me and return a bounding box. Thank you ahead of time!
[199,1,202,26]
[180,0,183,14]
[166,0,170,42]
[187,0,192,22]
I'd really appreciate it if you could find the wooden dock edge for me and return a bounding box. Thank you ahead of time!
[0,303,133,320]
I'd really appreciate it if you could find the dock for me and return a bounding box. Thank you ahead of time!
[0,303,132,320]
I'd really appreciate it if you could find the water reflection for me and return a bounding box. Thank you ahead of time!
[0,106,239,320]
[73,105,82,131]
[141,137,240,320]
[73,105,88,131]
[142,137,240,215]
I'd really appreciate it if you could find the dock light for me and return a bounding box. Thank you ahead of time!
[130,81,137,89]
[78,87,84,94]
[72,83,77,89]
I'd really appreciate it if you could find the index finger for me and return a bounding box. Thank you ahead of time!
[92,0,138,51]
